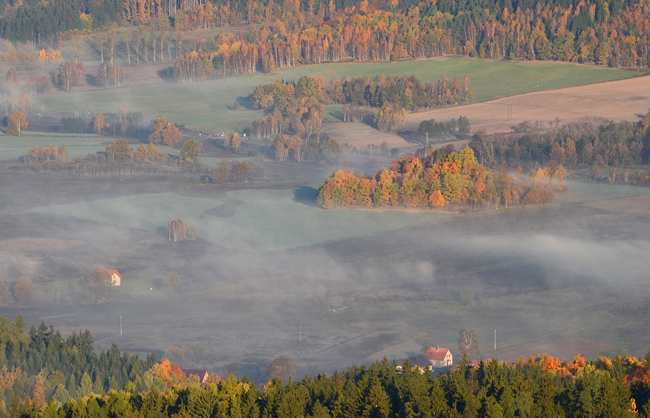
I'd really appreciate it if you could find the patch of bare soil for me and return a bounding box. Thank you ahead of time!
[493,337,615,363]
[0,238,84,252]
[582,195,650,216]
[324,122,420,153]
[406,75,650,134]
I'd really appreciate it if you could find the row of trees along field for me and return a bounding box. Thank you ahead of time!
[468,116,650,170]
[24,136,202,175]
[169,0,650,81]
[248,74,474,139]
[317,147,568,209]
[11,350,650,418]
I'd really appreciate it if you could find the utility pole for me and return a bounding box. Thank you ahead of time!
[120,315,122,336]
[494,329,496,350]
[299,323,302,343]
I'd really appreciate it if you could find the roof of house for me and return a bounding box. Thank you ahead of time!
[426,346,451,361]
[107,270,122,279]
[182,369,208,380]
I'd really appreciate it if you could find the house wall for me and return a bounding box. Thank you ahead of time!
[111,274,121,286]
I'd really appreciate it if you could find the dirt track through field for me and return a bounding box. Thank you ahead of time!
[326,75,650,151]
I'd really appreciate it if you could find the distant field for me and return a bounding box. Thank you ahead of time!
[27,188,456,252]
[31,58,635,135]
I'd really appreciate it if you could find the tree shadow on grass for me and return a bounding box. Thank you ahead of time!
[293,186,318,207]
[156,226,168,238]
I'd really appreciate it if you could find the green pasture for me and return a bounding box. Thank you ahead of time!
[32,58,635,135]
[0,132,111,160]
[27,188,455,252]
[556,180,650,204]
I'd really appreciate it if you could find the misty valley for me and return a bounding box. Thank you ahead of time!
[2,0,650,413]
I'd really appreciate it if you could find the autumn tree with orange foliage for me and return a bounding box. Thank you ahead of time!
[147,359,186,389]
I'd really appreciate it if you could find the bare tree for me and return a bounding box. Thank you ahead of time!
[95,33,106,63]
[108,27,117,65]
[132,32,141,64]
[123,30,131,65]
[69,30,84,64]
[458,328,480,360]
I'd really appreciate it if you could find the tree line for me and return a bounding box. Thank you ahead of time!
[26,134,203,176]
[317,146,568,209]
[0,315,157,412]
[248,74,474,139]
[170,0,650,85]
[468,117,650,176]
[3,0,650,74]
[9,349,650,417]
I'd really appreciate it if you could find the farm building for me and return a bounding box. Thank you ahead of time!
[427,346,453,367]
[107,270,122,286]
[182,369,209,383]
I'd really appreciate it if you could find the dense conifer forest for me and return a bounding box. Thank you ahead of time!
[6,312,650,418]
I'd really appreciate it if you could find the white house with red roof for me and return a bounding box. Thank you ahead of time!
[427,346,453,367]
[107,270,122,286]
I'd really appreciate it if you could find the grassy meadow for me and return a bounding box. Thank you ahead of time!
[27,188,456,252]
[0,132,110,160]
[25,179,650,253]
[32,58,636,135]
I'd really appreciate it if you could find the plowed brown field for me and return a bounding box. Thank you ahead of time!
[406,75,650,134]
[325,75,650,152]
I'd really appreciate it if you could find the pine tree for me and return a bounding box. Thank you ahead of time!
[93,374,104,395]
[80,373,93,397]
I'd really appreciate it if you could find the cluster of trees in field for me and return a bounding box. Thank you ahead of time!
[205,160,266,183]
[0,315,157,412]
[468,117,650,177]
[10,348,650,418]
[23,145,69,164]
[417,116,472,141]
[0,277,36,305]
[27,134,202,176]
[0,49,62,71]
[96,61,124,88]
[167,218,197,241]
[317,146,568,209]
[59,108,147,139]
[269,133,347,163]
[248,74,474,139]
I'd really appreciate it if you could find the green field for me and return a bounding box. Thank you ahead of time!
[555,180,650,203]
[0,131,179,161]
[27,188,456,252]
[24,178,650,252]
[33,58,636,135]
[0,132,110,160]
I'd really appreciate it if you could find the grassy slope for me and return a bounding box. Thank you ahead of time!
[31,58,636,135]
[27,188,456,252]
[26,180,650,252]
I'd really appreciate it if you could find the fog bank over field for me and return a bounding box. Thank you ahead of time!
[2,166,650,376]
